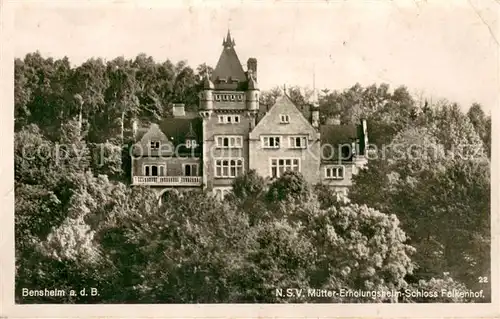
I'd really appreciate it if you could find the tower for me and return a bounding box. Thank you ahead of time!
[199,30,252,193]
[246,70,259,129]
[199,72,214,119]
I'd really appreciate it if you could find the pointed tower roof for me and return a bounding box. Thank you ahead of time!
[211,30,246,85]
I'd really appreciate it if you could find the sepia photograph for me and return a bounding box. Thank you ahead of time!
[1,0,499,317]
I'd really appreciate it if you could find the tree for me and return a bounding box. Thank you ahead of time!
[267,171,310,203]
[15,53,74,137]
[467,103,490,157]
[18,173,159,303]
[350,123,491,300]
[105,58,140,144]
[172,61,199,108]
[68,58,108,140]
[231,169,266,199]
[259,86,282,108]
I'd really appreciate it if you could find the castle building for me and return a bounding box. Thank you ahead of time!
[131,31,368,199]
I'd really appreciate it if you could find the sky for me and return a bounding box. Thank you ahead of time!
[12,0,499,113]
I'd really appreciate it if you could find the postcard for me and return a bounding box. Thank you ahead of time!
[1,0,498,318]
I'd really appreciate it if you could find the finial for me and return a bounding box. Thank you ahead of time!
[223,29,235,48]
[283,83,287,95]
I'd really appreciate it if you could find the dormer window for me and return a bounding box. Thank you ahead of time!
[150,141,160,150]
[280,114,290,124]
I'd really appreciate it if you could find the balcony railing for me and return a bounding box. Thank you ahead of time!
[133,176,202,186]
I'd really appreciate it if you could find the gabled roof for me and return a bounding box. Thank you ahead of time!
[211,31,246,84]
[250,94,318,138]
[158,117,203,146]
[133,117,203,156]
[256,96,311,125]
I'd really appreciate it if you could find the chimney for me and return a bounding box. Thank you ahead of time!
[247,58,257,81]
[172,103,185,117]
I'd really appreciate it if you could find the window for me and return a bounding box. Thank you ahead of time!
[186,139,197,148]
[217,114,240,124]
[270,158,300,178]
[214,93,244,102]
[213,187,232,200]
[216,135,243,148]
[215,158,244,178]
[325,166,345,180]
[150,141,160,149]
[183,164,198,176]
[280,114,290,124]
[143,164,166,176]
[262,136,281,149]
[289,136,307,149]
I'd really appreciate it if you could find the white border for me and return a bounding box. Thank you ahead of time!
[1,0,499,318]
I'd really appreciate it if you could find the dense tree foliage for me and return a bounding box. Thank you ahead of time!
[350,109,491,300]
[15,52,491,303]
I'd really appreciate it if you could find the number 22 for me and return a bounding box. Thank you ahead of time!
[478,276,488,283]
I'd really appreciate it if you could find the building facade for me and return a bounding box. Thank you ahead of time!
[131,31,368,199]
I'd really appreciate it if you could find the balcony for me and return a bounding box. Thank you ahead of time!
[133,176,202,186]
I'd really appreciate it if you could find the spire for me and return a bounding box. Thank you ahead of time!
[212,30,245,87]
[222,29,235,48]
[186,122,196,138]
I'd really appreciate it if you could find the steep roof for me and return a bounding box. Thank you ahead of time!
[211,31,246,83]
[159,117,203,146]
[256,97,311,125]
[133,117,203,156]
[320,124,358,145]
[320,124,359,161]
[250,94,318,138]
